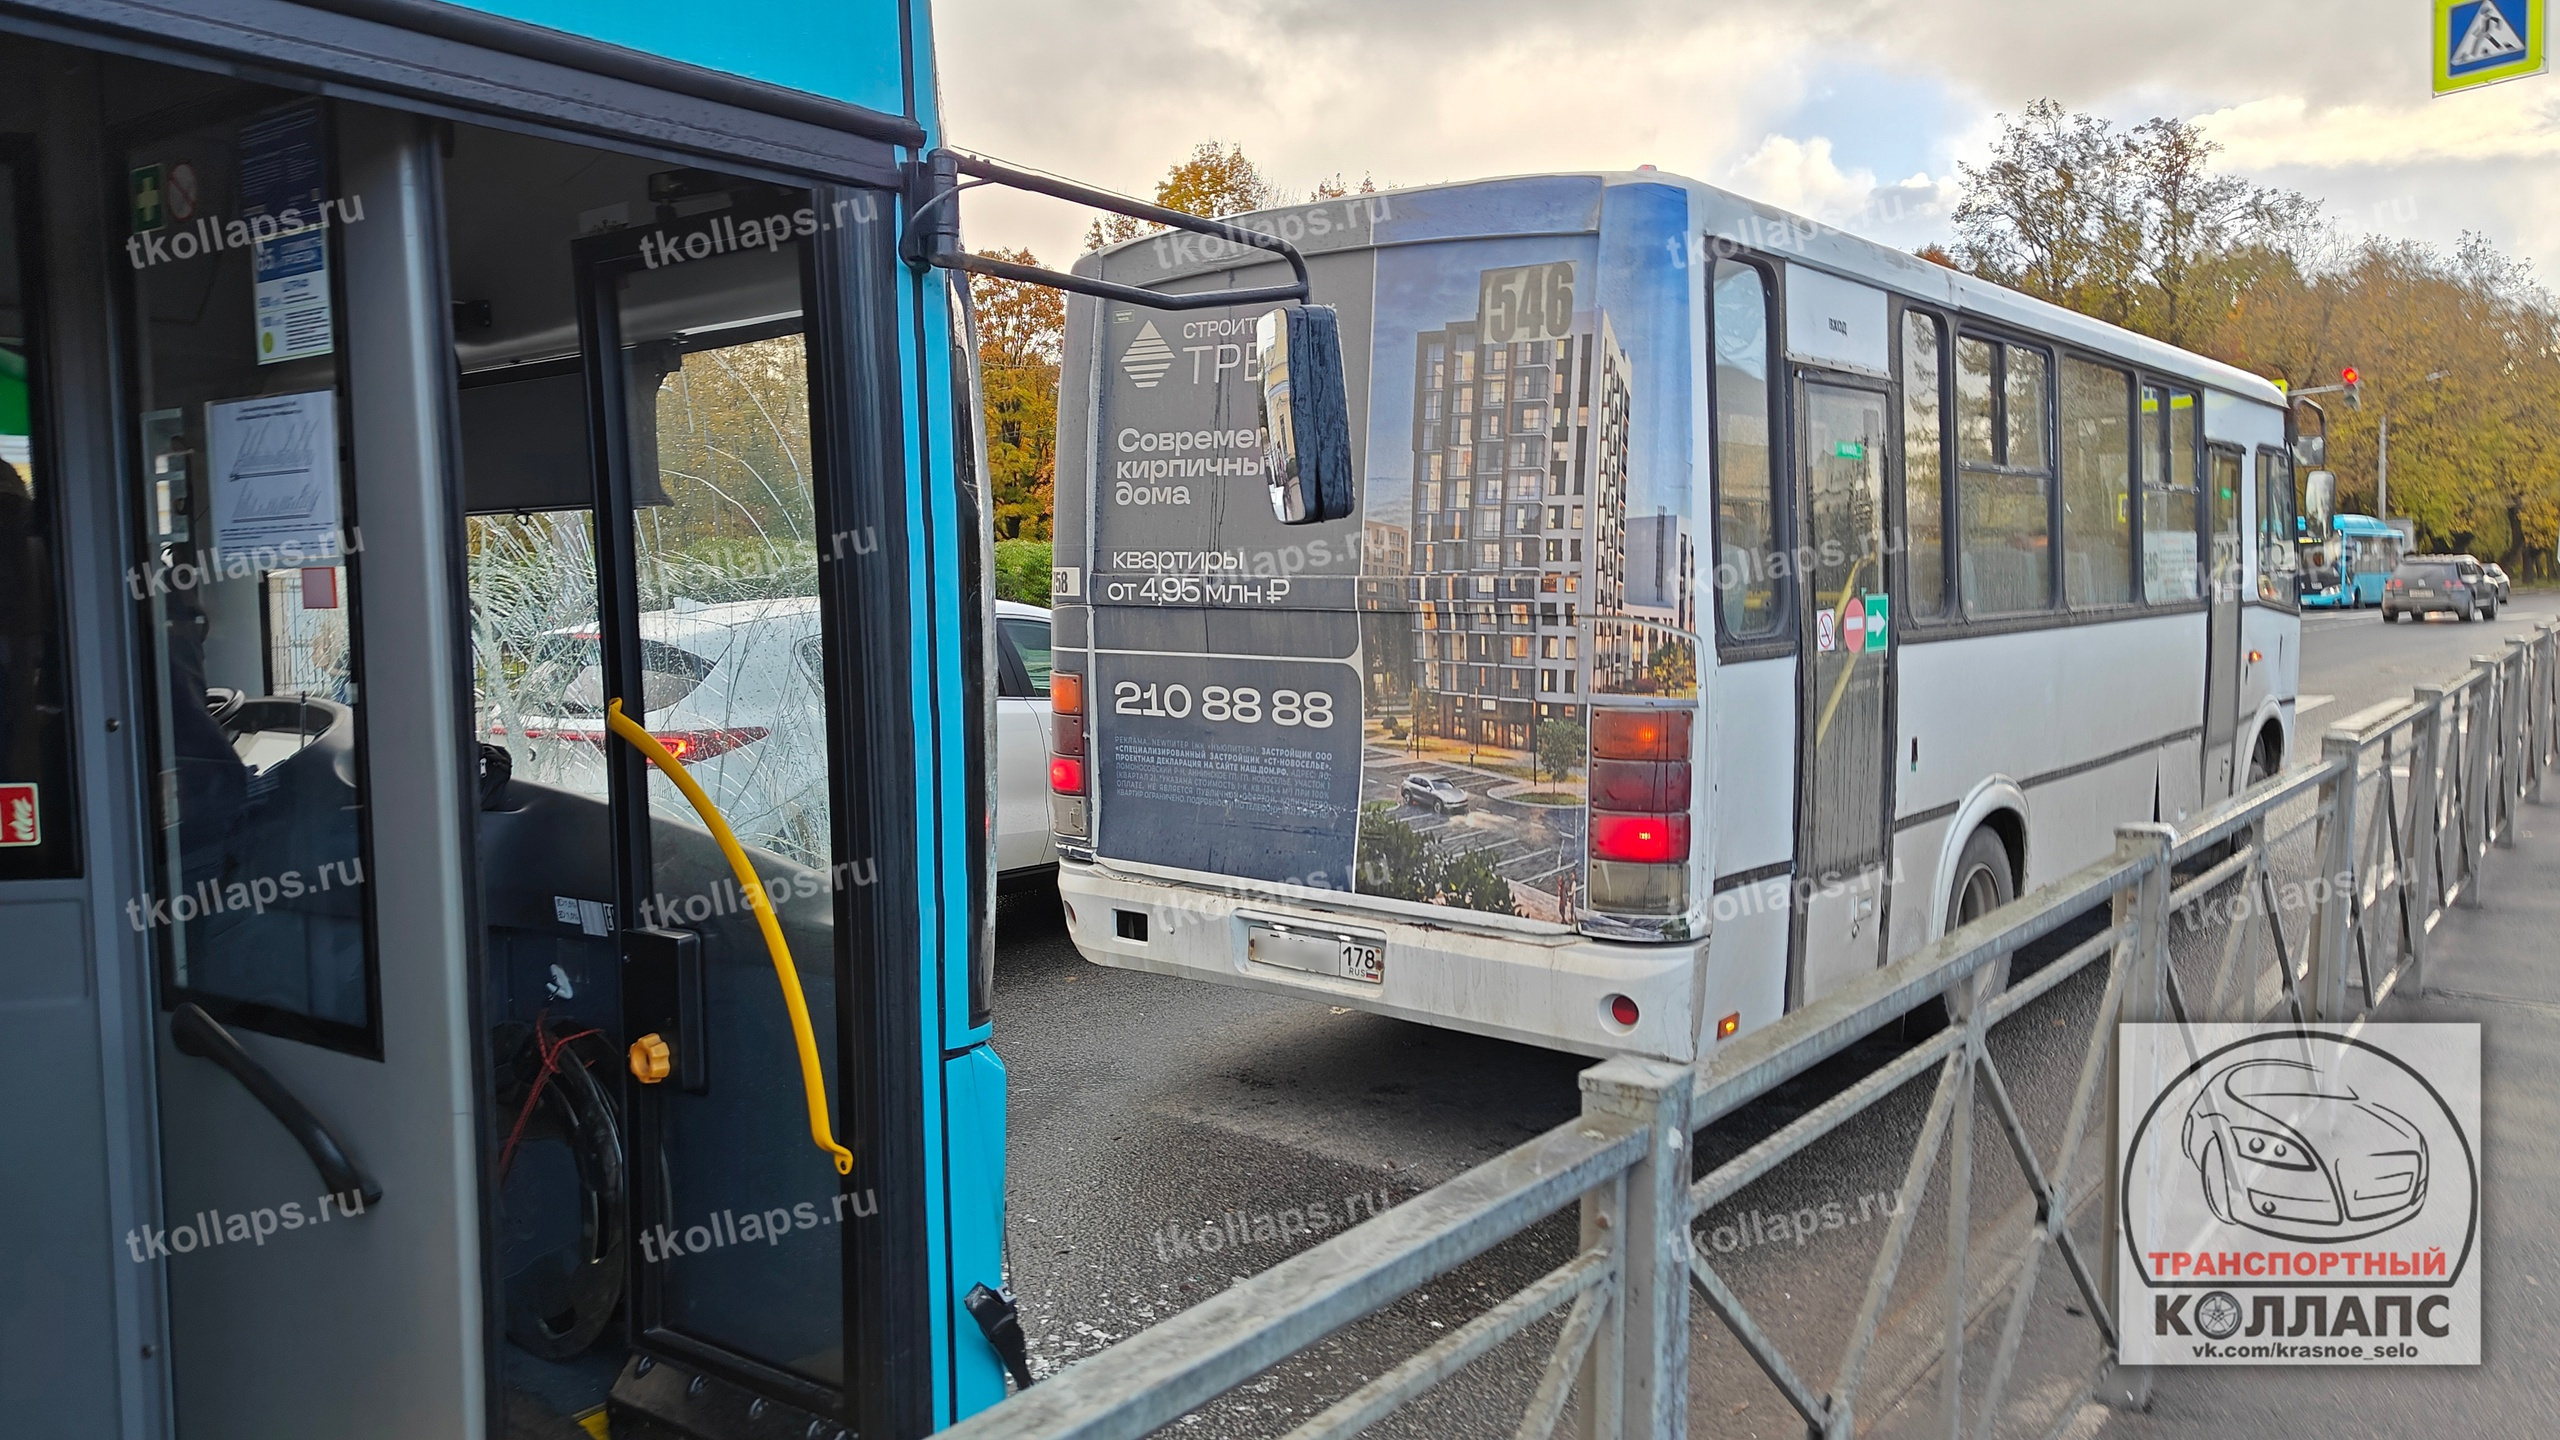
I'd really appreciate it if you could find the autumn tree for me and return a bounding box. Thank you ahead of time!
[1085,140,1287,250]
[1940,100,2560,575]
[968,247,1062,541]
[1950,102,2309,346]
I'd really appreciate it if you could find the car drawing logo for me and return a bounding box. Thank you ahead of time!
[2179,1056,2430,1243]
[1120,321,1175,388]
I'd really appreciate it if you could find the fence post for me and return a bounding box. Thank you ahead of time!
[2534,626,2555,803]
[2495,643,2525,849]
[1577,1057,1693,1440]
[2405,687,2445,995]
[2097,824,2174,1412]
[2308,732,2361,1021]
[2543,624,2560,796]
[2463,659,2497,904]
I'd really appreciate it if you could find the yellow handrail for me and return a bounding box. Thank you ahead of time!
[606,699,855,1175]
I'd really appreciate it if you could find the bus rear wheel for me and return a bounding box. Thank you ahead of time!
[1908,826,2017,1035]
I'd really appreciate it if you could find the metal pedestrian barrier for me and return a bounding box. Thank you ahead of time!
[945,622,2560,1440]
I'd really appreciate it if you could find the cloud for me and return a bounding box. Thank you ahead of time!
[934,0,2560,276]
[1720,134,1960,249]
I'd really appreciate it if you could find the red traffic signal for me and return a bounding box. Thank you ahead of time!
[2341,365,2362,410]
[2340,365,2359,385]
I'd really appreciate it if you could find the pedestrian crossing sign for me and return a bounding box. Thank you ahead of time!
[2437,0,2545,95]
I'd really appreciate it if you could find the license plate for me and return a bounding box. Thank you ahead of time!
[1246,921,1385,984]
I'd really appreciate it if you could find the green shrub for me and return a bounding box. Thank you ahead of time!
[993,538,1053,607]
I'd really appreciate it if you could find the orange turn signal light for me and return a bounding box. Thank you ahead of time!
[1052,672,1084,716]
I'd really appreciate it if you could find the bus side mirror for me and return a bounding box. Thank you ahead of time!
[2304,469,2336,539]
[1257,304,1356,525]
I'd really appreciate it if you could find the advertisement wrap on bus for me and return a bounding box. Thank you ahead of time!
[1063,177,1696,937]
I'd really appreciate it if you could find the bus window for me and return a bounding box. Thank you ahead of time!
[1900,311,1948,618]
[2060,358,2133,607]
[2142,385,2202,601]
[2256,450,2297,603]
[1957,337,2054,614]
[1711,260,1783,642]
[124,103,376,1048]
[0,157,79,879]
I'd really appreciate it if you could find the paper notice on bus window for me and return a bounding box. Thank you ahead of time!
[207,389,341,571]
[240,104,333,364]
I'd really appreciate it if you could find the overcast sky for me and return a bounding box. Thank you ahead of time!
[935,0,2560,281]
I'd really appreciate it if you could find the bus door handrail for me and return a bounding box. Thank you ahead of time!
[171,1003,383,1208]
[606,699,855,1175]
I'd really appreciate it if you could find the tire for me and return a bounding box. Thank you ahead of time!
[1925,827,2018,1028]
[2484,600,2499,621]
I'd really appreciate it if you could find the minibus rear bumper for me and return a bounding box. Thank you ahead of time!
[1055,861,1703,1062]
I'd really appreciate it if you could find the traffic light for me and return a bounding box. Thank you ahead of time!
[2341,365,2362,410]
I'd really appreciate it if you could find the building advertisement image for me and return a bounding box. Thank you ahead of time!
[1063,178,1699,930]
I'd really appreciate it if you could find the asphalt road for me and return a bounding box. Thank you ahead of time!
[993,592,2558,1436]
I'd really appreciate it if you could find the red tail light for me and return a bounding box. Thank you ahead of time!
[651,727,770,762]
[1050,756,1086,794]
[1592,812,1689,864]
[1592,708,1692,762]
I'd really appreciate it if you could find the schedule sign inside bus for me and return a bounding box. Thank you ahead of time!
[2436,0,2545,95]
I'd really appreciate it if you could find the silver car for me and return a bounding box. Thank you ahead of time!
[1400,773,1471,814]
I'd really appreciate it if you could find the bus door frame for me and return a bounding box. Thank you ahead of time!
[567,186,940,1439]
[1785,365,1900,1007]
[2202,441,2248,801]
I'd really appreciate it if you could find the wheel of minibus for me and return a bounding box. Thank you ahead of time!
[1907,827,2016,1035]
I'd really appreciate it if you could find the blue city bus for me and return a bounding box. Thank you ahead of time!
[2299,513,2403,608]
[0,4,1184,1436]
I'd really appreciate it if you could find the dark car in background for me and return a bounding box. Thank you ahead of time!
[2383,556,2493,623]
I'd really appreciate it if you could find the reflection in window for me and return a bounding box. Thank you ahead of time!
[1901,312,1946,617]
[1957,336,2054,615]
[1955,337,1996,465]
[2143,385,2201,601]
[1711,260,1782,640]
[2060,359,2132,606]
[1001,617,1053,690]
[2257,450,2297,603]
[125,105,374,1043]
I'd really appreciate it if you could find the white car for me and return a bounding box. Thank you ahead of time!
[492,596,831,862]
[993,600,1058,888]
[486,596,1057,883]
